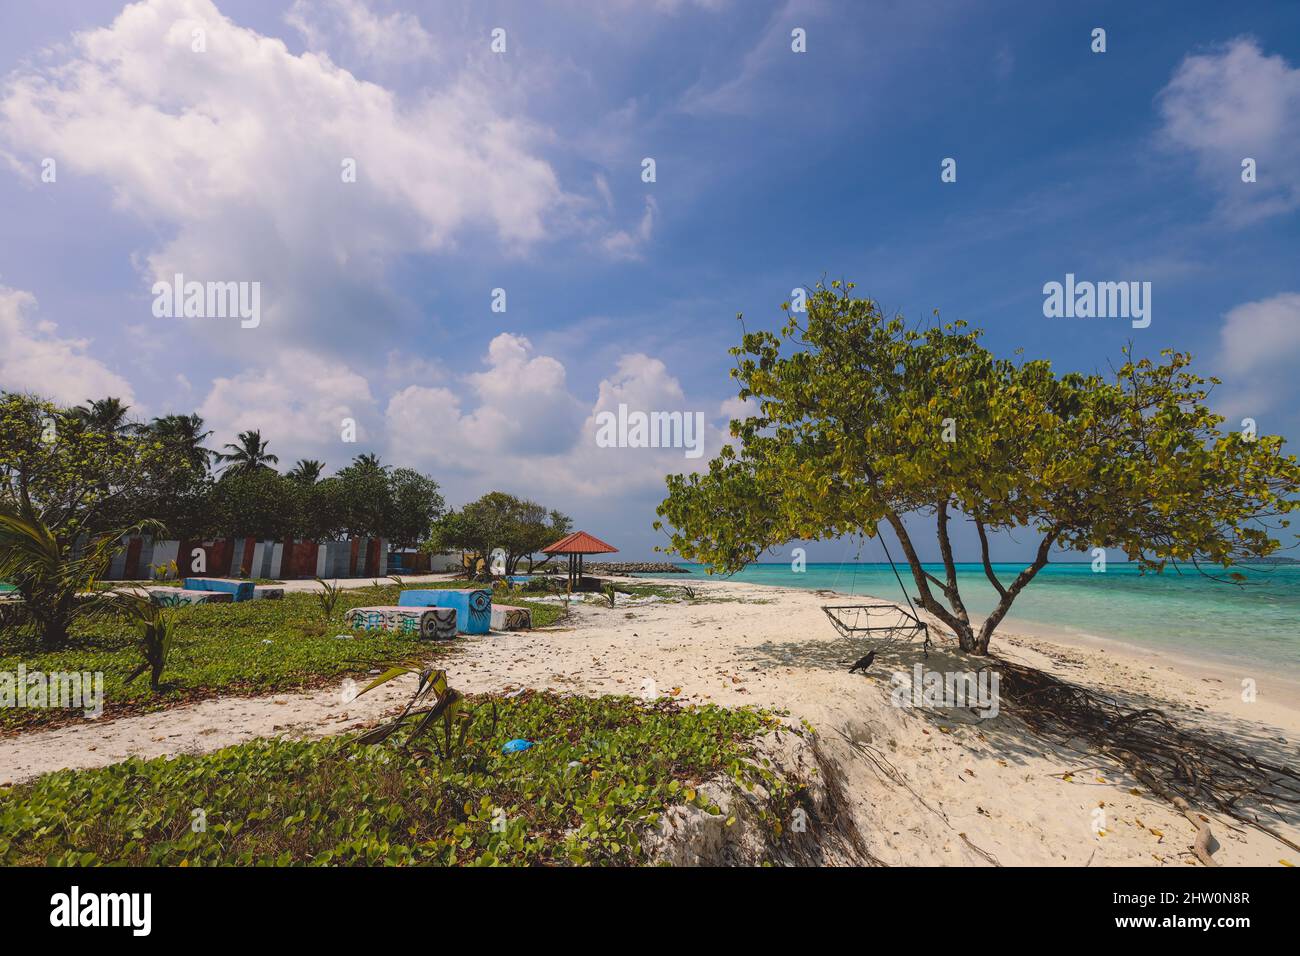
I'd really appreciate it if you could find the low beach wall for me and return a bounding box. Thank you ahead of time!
[100,536,392,581]
[583,562,690,574]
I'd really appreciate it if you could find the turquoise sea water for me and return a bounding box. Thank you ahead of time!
[642,562,1300,673]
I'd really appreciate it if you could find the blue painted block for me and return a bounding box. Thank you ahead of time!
[182,577,255,602]
[397,588,492,634]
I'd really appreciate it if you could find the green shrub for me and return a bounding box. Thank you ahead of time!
[0,693,787,866]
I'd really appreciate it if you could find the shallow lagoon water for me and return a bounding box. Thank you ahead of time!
[647,562,1300,673]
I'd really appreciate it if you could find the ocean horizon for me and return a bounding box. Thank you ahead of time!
[641,561,1300,674]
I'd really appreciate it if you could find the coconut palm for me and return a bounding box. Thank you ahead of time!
[122,598,179,692]
[73,397,135,435]
[287,459,325,484]
[214,430,279,478]
[0,499,161,649]
[148,414,213,475]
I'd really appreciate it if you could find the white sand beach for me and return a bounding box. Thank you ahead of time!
[2,576,1296,867]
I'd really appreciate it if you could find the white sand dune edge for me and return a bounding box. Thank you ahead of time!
[1,576,1295,867]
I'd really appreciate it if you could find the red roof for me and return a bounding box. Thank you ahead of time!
[542,531,619,555]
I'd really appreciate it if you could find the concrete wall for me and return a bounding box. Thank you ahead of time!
[102,536,391,581]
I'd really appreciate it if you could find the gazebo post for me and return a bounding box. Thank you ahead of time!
[540,531,619,595]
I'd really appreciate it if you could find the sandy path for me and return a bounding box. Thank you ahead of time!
[3,578,1296,867]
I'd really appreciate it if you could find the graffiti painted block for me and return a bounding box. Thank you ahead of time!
[397,589,492,634]
[490,604,532,631]
[147,588,234,607]
[252,587,285,600]
[345,605,458,641]
[182,578,255,602]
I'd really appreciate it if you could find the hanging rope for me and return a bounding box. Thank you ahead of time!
[821,528,931,656]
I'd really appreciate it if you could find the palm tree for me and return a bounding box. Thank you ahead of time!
[0,499,161,649]
[287,459,325,484]
[73,397,135,435]
[213,430,279,478]
[350,452,386,472]
[148,414,213,475]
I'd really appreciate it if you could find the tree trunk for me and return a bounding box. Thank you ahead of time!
[883,511,975,648]
[885,511,1060,657]
[970,528,1060,654]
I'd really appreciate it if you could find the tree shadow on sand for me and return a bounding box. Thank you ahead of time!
[740,632,1300,857]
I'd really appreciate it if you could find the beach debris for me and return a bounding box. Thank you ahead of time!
[995,657,1300,863]
[502,738,534,754]
[848,651,876,674]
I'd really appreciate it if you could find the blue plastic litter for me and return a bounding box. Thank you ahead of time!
[501,739,534,754]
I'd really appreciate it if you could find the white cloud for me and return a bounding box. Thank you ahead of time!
[384,332,585,463]
[1158,37,1300,223]
[0,286,136,406]
[679,0,821,115]
[600,195,658,261]
[285,0,433,66]
[198,348,378,457]
[541,352,730,497]
[463,333,587,453]
[382,338,729,502]
[0,0,568,356]
[719,395,759,421]
[1216,292,1300,417]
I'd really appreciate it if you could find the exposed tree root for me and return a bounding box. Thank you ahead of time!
[989,658,1300,864]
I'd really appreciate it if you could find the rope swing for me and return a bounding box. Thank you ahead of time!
[821,532,931,657]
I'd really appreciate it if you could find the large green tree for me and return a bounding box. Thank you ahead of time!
[656,282,1300,654]
[0,393,171,647]
[0,393,170,541]
[331,455,444,547]
[430,491,570,575]
[386,467,446,550]
[208,469,302,543]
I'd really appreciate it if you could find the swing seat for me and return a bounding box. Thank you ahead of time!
[822,603,930,650]
[822,535,931,654]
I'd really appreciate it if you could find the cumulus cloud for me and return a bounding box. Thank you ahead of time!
[0,286,136,406]
[1215,292,1300,418]
[0,0,568,356]
[285,0,433,66]
[384,332,585,462]
[1158,37,1300,223]
[381,337,731,502]
[198,348,378,458]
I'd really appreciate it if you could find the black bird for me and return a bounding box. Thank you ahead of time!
[848,650,876,674]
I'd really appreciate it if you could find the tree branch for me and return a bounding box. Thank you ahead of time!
[974,517,1007,598]
[935,499,970,624]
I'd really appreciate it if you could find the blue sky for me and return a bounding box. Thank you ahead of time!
[1,0,1298,562]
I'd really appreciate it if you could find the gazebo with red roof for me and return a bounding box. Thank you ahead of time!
[542,530,618,591]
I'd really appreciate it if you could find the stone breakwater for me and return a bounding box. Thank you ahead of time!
[583,562,691,575]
